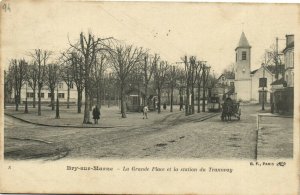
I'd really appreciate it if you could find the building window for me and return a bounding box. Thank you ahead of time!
[26,92,34,98]
[58,93,65,99]
[58,83,63,89]
[230,82,234,87]
[242,51,247,60]
[70,83,74,89]
[40,93,44,98]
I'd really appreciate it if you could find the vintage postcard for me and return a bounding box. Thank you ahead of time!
[0,0,299,194]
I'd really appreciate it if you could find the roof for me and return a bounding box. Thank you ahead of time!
[251,69,258,74]
[250,65,284,75]
[270,77,287,86]
[218,73,235,80]
[235,32,251,50]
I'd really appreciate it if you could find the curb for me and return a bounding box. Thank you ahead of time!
[4,113,129,129]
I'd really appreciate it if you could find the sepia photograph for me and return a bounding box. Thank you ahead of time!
[0,0,299,194]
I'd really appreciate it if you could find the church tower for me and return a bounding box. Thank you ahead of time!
[234,32,252,101]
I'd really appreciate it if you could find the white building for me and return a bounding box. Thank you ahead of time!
[13,81,82,105]
[234,32,276,103]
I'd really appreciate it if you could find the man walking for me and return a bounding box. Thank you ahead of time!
[143,105,148,119]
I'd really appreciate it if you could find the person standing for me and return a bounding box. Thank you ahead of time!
[93,105,100,124]
[143,105,148,119]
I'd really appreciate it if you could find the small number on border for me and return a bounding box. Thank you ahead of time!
[2,3,11,12]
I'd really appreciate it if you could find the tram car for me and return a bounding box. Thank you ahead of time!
[207,96,221,112]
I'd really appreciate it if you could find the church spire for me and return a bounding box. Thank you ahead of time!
[235,32,251,50]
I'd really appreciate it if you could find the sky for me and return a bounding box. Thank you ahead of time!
[1,1,298,75]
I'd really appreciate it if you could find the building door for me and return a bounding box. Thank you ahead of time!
[259,91,267,104]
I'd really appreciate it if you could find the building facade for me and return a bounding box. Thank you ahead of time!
[271,34,294,114]
[234,32,276,103]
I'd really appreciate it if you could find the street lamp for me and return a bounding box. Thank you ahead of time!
[24,81,28,113]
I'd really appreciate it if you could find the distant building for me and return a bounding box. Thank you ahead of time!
[11,81,81,105]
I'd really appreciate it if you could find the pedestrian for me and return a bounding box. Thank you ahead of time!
[143,105,148,119]
[92,105,100,124]
[163,102,167,110]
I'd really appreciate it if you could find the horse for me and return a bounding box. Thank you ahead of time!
[221,103,233,121]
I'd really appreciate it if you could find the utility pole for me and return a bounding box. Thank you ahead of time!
[275,37,279,80]
[262,64,265,111]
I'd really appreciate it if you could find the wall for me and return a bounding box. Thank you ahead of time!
[235,79,251,101]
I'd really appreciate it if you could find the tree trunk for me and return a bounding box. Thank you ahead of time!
[38,87,41,116]
[77,90,82,113]
[67,86,70,108]
[197,83,201,113]
[179,88,183,111]
[191,84,195,114]
[167,89,170,105]
[33,88,36,108]
[157,87,161,113]
[170,85,174,112]
[51,88,55,111]
[15,91,19,111]
[120,84,126,118]
[83,89,91,124]
[144,84,148,106]
[202,81,206,112]
[185,85,189,116]
[96,90,100,108]
[89,92,93,111]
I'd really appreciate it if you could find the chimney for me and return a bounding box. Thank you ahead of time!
[286,34,294,46]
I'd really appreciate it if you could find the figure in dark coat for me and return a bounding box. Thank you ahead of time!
[92,106,100,124]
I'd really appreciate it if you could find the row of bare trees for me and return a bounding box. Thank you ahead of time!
[4,32,216,123]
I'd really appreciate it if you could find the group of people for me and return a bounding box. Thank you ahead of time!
[92,105,150,124]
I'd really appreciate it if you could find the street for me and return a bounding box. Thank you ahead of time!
[4,105,293,160]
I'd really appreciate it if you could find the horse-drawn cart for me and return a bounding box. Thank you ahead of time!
[221,98,241,121]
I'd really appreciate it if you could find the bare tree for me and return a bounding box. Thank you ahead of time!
[69,32,112,123]
[202,64,210,112]
[196,61,204,113]
[91,53,107,107]
[26,62,38,108]
[29,49,52,116]
[189,56,198,115]
[45,64,60,110]
[60,61,74,109]
[183,55,192,116]
[142,54,158,106]
[262,45,284,79]
[154,61,168,114]
[10,59,28,111]
[108,44,144,118]
[71,52,85,113]
[4,69,14,108]
[166,65,178,112]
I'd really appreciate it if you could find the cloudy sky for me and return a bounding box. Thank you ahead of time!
[1,1,298,75]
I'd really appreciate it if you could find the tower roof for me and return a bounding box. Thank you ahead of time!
[235,32,251,50]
